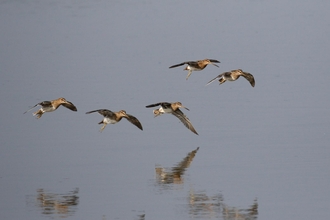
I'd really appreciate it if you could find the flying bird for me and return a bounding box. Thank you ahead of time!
[85,109,143,132]
[146,102,198,135]
[206,69,255,87]
[169,59,220,80]
[24,97,77,118]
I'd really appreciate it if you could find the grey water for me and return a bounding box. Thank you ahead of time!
[0,0,329,219]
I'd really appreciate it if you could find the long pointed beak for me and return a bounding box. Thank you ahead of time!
[182,106,190,111]
[211,63,219,68]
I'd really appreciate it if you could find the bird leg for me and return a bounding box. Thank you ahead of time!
[33,110,43,119]
[186,70,192,80]
[99,124,107,132]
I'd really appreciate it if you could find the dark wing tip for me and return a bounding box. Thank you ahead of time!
[189,125,199,135]
[250,76,256,87]
[70,105,78,112]
[62,102,77,111]
[242,72,255,87]
[172,110,198,135]
[145,103,161,108]
[169,62,185,68]
[126,114,143,130]
[134,119,143,130]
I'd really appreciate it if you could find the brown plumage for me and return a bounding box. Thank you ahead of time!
[206,69,255,87]
[169,59,220,80]
[146,102,198,135]
[86,109,143,132]
[24,97,77,118]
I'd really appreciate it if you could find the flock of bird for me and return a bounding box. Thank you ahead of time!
[24,59,255,135]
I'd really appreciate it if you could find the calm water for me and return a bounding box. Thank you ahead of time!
[0,0,329,219]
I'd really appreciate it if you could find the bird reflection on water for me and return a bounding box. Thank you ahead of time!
[188,191,258,220]
[34,188,79,218]
[135,213,145,220]
[155,147,199,185]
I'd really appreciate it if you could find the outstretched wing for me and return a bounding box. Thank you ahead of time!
[205,73,224,86]
[169,62,187,68]
[23,101,51,114]
[242,72,255,87]
[145,102,170,108]
[171,109,198,135]
[169,61,197,68]
[86,109,114,117]
[126,114,143,130]
[62,101,77,111]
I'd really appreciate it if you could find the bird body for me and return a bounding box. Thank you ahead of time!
[86,109,143,132]
[206,69,255,87]
[146,102,198,135]
[169,59,220,80]
[153,107,167,117]
[24,97,77,118]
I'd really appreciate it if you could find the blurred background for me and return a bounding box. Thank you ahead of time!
[0,0,329,219]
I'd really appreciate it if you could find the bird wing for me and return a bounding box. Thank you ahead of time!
[169,62,187,68]
[172,147,200,174]
[145,102,170,108]
[242,72,255,87]
[169,61,197,68]
[126,114,143,130]
[146,103,162,108]
[23,101,51,114]
[86,109,114,117]
[171,109,198,135]
[205,73,224,86]
[62,101,78,111]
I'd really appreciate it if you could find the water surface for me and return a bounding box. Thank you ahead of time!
[0,0,329,219]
